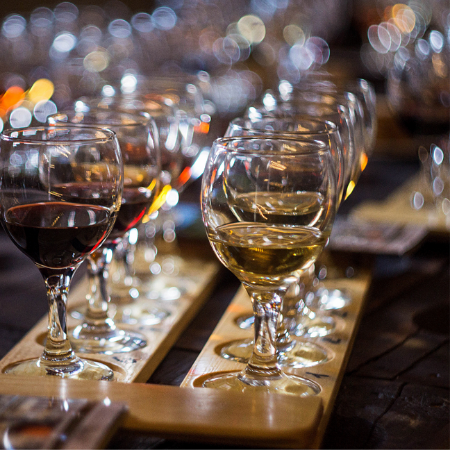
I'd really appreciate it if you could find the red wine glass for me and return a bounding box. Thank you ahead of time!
[0,126,123,379]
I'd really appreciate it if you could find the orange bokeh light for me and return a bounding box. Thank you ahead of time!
[0,86,25,117]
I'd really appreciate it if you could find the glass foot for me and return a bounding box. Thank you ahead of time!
[220,338,253,363]
[3,357,114,380]
[220,338,329,368]
[295,315,336,338]
[113,300,171,326]
[278,340,329,368]
[71,327,147,354]
[202,370,320,396]
[317,288,351,310]
[235,313,254,330]
[70,302,170,327]
[142,274,198,302]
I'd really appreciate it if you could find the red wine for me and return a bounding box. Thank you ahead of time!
[51,182,153,243]
[3,202,112,268]
[106,187,152,242]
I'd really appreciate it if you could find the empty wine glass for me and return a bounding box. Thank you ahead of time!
[201,136,337,395]
[0,126,122,379]
[49,110,160,353]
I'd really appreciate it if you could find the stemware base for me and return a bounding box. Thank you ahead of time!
[220,338,329,368]
[235,313,254,330]
[294,314,336,338]
[278,340,329,368]
[113,300,171,326]
[71,327,147,354]
[3,357,114,380]
[202,370,320,396]
[70,302,170,327]
[314,287,351,310]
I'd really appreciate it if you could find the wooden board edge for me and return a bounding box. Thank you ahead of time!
[0,374,323,449]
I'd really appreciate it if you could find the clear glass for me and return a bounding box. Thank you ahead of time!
[275,77,377,310]
[220,116,344,366]
[74,92,181,325]
[246,86,372,325]
[0,126,123,379]
[116,77,213,322]
[201,136,337,395]
[49,110,160,353]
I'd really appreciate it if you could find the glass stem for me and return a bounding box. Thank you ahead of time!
[240,284,286,383]
[293,267,317,336]
[83,243,117,336]
[276,280,299,354]
[40,267,78,367]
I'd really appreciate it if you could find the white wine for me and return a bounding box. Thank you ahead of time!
[208,222,327,285]
[229,191,325,227]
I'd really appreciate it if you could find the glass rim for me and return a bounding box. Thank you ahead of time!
[76,94,176,112]
[48,109,152,128]
[0,125,117,145]
[229,116,339,136]
[214,135,329,155]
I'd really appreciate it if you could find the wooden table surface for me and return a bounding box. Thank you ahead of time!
[0,155,448,449]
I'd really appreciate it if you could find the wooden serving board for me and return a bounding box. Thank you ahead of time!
[181,269,373,449]
[351,174,450,234]
[0,374,323,449]
[0,257,220,383]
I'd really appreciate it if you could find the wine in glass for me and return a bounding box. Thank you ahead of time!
[74,91,182,324]
[221,115,345,367]
[245,89,363,334]
[49,110,160,353]
[277,76,377,310]
[201,136,337,394]
[0,126,123,379]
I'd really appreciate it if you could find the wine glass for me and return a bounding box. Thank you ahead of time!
[0,126,122,379]
[111,74,213,307]
[73,91,182,325]
[220,116,344,367]
[246,89,366,331]
[49,110,160,353]
[201,136,337,395]
[278,76,377,311]
[279,74,377,165]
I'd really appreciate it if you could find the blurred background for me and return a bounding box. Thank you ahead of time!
[0,0,446,157]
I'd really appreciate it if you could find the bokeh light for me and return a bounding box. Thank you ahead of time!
[237,15,265,45]
[34,100,58,122]
[9,107,32,128]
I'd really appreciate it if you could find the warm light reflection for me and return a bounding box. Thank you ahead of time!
[0,86,25,116]
[392,4,415,34]
[360,153,369,172]
[345,180,355,200]
[146,184,172,219]
[28,79,54,104]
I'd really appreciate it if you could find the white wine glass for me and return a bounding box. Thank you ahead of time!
[278,76,377,310]
[221,115,345,367]
[245,90,363,333]
[201,136,337,395]
[0,126,123,379]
